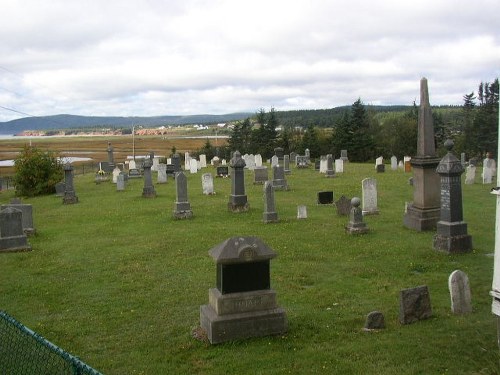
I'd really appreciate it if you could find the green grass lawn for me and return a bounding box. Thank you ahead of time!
[1,163,499,374]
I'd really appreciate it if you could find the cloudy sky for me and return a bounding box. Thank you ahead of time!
[0,0,499,122]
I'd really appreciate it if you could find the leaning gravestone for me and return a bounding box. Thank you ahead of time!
[335,195,352,216]
[173,171,193,219]
[142,159,156,198]
[202,173,215,195]
[263,181,278,223]
[0,207,31,252]
[1,200,35,235]
[399,285,432,324]
[362,178,379,215]
[62,164,78,204]
[199,237,287,344]
[449,270,472,314]
[345,197,369,235]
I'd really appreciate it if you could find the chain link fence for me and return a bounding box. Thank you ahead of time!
[0,311,102,375]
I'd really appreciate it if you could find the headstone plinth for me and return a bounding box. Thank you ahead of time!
[403,78,440,231]
[0,207,31,252]
[433,140,472,253]
[199,237,287,344]
[228,151,249,212]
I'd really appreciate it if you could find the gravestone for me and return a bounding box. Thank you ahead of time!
[290,152,297,165]
[172,153,181,173]
[199,154,207,168]
[345,197,369,234]
[271,155,279,168]
[317,191,334,205]
[404,156,412,172]
[255,154,263,168]
[319,156,328,173]
[449,270,472,314]
[391,156,398,171]
[363,311,385,330]
[375,156,383,169]
[128,168,142,179]
[325,154,335,178]
[107,142,115,171]
[263,181,278,223]
[0,207,32,252]
[199,237,287,344]
[335,195,352,216]
[314,160,320,170]
[272,165,288,191]
[55,182,65,196]
[190,158,198,174]
[433,140,472,253]
[152,156,160,171]
[112,166,121,183]
[184,153,191,170]
[253,167,268,185]
[362,178,379,215]
[305,148,310,163]
[376,164,385,173]
[211,156,220,166]
[335,159,344,173]
[228,151,249,212]
[165,164,176,178]
[398,160,404,170]
[116,173,126,191]
[274,147,284,165]
[403,78,441,231]
[202,173,215,195]
[399,285,432,324]
[157,164,167,184]
[221,159,227,165]
[297,205,307,219]
[283,155,291,175]
[296,156,308,168]
[465,165,476,184]
[173,171,193,219]
[62,164,78,204]
[216,166,229,178]
[340,149,348,161]
[483,155,495,184]
[1,199,35,235]
[142,159,157,198]
[129,160,137,170]
[460,152,466,167]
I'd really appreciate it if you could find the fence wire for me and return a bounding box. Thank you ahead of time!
[0,311,102,375]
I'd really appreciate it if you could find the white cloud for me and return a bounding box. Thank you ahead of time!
[0,0,499,121]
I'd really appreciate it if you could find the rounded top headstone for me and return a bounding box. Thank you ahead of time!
[351,197,361,207]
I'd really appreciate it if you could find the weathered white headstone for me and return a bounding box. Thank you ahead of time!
[271,155,279,167]
[255,154,263,167]
[112,167,121,183]
[221,159,227,166]
[391,156,398,171]
[465,165,476,185]
[202,173,215,195]
[297,205,307,219]
[398,160,404,169]
[319,156,327,173]
[362,178,379,215]
[375,156,383,169]
[129,160,137,170]
[185,153,191,170]
[152,157,160,171]
[448,270,472,314]
[190,158,198,174]
[483,157,495,184]
[335,159,344,173]
[157,164,167,184]
[199,154,207,168]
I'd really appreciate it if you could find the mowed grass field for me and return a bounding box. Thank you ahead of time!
[0,145,499,374]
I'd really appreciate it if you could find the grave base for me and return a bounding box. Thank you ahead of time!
[263,212,278,223]
[433,234,472,254]
[345,222,369,235]
[403,204,439,231]
[62,194,78,204]
[200,304,287,344]
[272,181,289,191]
[173,210,193,220]
[0,236,31,252]
[325,171,335,178]
[228,202,249,213]
[142,187,157,198]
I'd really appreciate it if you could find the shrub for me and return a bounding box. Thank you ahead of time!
[13,146,64,197]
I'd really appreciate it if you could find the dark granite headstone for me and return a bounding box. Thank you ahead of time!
[335,196,352,216]
[376,164,385,173]
[0,207,31,252]
[166,164,176,177]
[216,166,229,178]
[1,200,35,235]
[253,167,268,184]
[128,168,142,178]
[399,285,432,324]
[62,164,78,204]
[200,237,287,344]
[228,151,249,212]
[142,159,156,198]
[317,191,334,205]
[263,181,278,223]
[55,182,65,196]
[173,171,193,219]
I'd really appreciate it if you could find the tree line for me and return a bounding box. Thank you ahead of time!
[223,79,498,162]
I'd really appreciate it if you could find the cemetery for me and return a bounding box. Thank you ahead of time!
[0,150,498,373]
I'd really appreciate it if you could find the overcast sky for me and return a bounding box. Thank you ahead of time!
[0,0,499,122]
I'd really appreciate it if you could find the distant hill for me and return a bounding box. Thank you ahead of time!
[0,113,254,135]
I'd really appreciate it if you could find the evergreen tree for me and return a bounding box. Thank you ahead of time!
[301,124,321,157]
